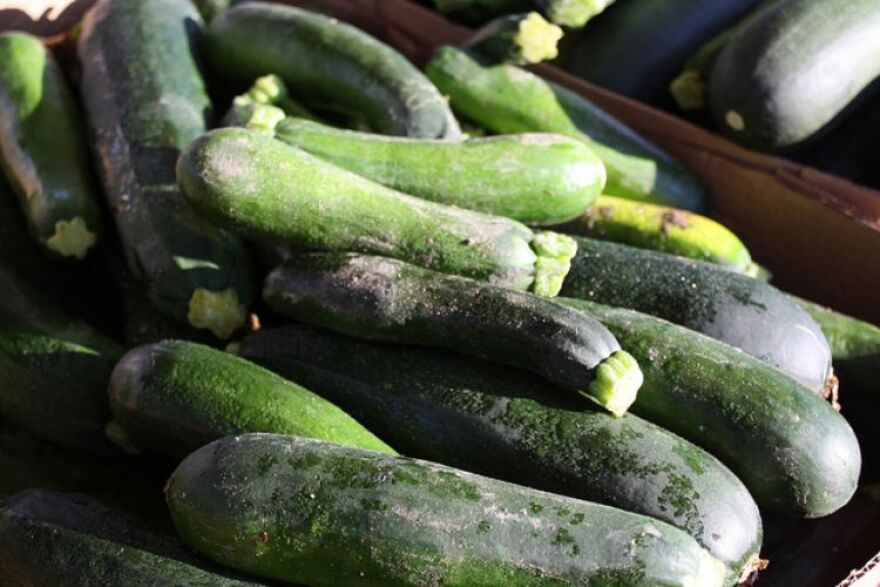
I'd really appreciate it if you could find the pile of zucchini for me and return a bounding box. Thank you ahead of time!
[0,1,876,585]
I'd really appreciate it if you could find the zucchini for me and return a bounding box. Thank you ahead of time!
[560,298,861,518]
[0,32,101,260]
[560,237,833,394]
[268,117,605,225]
[239,323,764,581]
[263,254,642,416]
[708,0,880,150]
[178,127,576,296]
[466,12,563,65]
[0,490,267,586]
[205,2,461,139]
[106,339,394,458]
[167,433,728,586]
[425,46,707,212]
[556,195,752,271]
[78,0,255,340]
[0,178,53,286]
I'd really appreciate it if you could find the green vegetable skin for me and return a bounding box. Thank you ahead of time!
[556,195,752,271]
[561,237,833,394]
[425,46,707,212]
[465,12,563,65]
[178,127,575,296]
[206,2,461,139]
[272,117,605,225]
[107,340,394,458]
[0,490,267,587]
[239,323,763,582]
[560,298,861,518]
[0,32,101,260]
[78,0,254,340]
[167,434,728,586]
[709,0,880,150]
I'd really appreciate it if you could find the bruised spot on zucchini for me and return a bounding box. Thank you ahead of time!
[46,217,97,259]
[187,287,247,339]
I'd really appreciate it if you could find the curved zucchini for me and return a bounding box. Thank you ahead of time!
[425,46,707,212]
[178,127,575,296]
[106,340,394,458]
[708,0,880,150]
[560,298,862,519]
[270,117,605,225]
[167,434,728,586]
[466,12,563,65]
[206,2,461,139]
[78,0,254,339]
[0,32,101,259]
[239,323,763,582]
[555,195,752,271]
[560,237,833,393]
[263,254,641,415]
[0,490,267,587]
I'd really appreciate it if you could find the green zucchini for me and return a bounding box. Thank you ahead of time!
[167,433,728,586]
[239,323,764,581]
[264,254,642,416]
[555,195,752,271]
[466,12,563,65]
[708,0,880,150]
[0,32,101,260]
[178,127,576,296]
[206,2,461,139]
[560,237,833,394]
[0,490,267,586]
[425,46,707,212]
[560,298,861,518]
[268,117,605,225]
[106,339,394,458]
[78,0,255,340]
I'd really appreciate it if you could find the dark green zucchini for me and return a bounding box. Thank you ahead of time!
[425,46,707,212]
[107,339,394,458]
[0,32,101,260]
[269,117,605,225]
[559,298,861,519]
[708,0,880,150]
[178,127,576,296]
[466,12,563,65]
[78,0,255,339]
[239,323,764,581]
[167,433,728,586]
[560,236,833,394]
[263,254,642,416]
[206,2,461,139]
[0,490,267,586]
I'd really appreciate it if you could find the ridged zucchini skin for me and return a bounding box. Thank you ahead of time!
[178,127,572,294]
[78,0,254,339]
[560,236,833,393]
[708,0,880,150]
[425,46,707,212]
[206,2,461,139]
[107,340,394,458]
[0,490,267,587]
[0,32,101,260]
[559,298,861,518]
[167,433,728,587]
[239,323,763,581]
[273,117,605,225]
[263,254,642,415]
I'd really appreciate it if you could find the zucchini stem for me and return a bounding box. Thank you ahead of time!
[669,70,706,111]
[540,0,615,28]
[583,350,642,417]
[531,231,577,297]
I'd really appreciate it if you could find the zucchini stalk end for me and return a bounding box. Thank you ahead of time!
[584,350,642,417]
[531,231,577,297]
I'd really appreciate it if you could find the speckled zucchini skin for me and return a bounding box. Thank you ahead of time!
[0,490,266,587]
[78,0,254,338]
[560,298,861,519]
[205,2,461,139]
[561,236,832,393]
[0,32,101,260]
[107,340,394,458]
[425,46,707,212]
[167,433,727,586]
[178,127,542,292]
[273,118,604,225]
[239,323,762,582]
